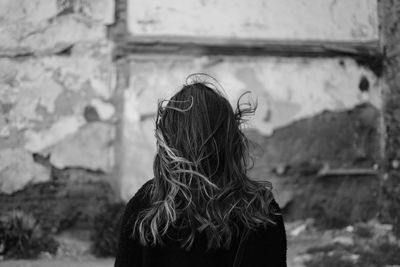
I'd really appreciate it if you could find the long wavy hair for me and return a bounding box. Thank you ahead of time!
[133,77,275,250]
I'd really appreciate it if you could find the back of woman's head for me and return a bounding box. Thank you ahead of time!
[134,78,274,250]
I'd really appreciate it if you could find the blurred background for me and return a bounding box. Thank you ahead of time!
[0,0,399,266]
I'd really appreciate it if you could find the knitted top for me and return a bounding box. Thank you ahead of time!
[114,179,287,267]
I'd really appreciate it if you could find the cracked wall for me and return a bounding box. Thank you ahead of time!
[121,0,384,227]
[123,55,383,206]
[115,0,400,231]
[0,0,116,196]
[0,0,389,229]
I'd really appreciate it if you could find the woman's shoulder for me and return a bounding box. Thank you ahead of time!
[269,198,281,215]
[125,178,154,212]
[248,197,286,245]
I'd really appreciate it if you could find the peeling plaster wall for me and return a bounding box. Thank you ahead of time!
[250,103,381,224]
[121,1,386,227]
[0,0,115,56]
[128,0,378,41]
[0,0,116,195]
[0,0,387,229]
[122,55,382,201]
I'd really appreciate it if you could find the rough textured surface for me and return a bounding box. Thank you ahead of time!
[90,99,116,120]
[0,167,115,232]
[379,0,400,236]
[0,14,104,56]
[0,0,58,23]
[76,0,116,24]
[24,116,86,153]
[0,0,114,25]
[0,148,50,194]
[0,54,116,193]
[121,55,382,200]
[49,122,115,172]
[0,0,391,239]
[128,56,381,135]
[248,104,381,226]
[252,103,381,171]
[0,0,116,196]
[0,0,117,246]
[128,0,378,41]
[0,0,114,57]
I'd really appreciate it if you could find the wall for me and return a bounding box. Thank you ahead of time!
[128,0,378,41]
[121,0,382,223]
[0,0,117,229]
[0,0,387,229]
[379,0,400,235]
[122,55,382,203]
[112,0,387,228]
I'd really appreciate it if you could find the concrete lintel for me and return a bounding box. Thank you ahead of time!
[116,36,380,56]
[114,37,383,75]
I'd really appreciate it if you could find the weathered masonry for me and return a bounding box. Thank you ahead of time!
[113,0,384,229]
[0,0,117,230]
[1,0,399,232]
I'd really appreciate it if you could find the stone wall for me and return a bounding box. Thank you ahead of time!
[0,0,393,230]
[122,55,383,205]
[378,0,400,236]
[118,0,384,227]
[0,0,117,229]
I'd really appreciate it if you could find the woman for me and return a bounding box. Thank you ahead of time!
[115,79,287,267]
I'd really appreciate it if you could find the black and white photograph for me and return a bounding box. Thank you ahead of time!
[0,0,399,266]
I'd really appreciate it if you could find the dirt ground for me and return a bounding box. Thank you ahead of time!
[1,220,398,267]
[0,241,305,267]
[0,228,313,267]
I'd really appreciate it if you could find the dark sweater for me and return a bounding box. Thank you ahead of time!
[114,179,287,267]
